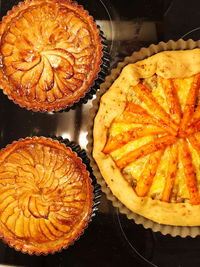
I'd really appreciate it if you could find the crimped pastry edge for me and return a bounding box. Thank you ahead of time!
[87,39,200,238]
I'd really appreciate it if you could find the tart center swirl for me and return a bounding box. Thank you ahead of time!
[0,143,87,243]
[1,3,95,103]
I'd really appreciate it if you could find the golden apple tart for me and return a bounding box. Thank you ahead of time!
[93,48,200,226]
[0,137,93,254]
[0,0,102,111]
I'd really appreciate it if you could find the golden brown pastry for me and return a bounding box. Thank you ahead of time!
[0,137,93,254]
[0,0,102,111]
[93,48,200,226]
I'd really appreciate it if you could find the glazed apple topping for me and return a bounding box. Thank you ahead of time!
[0,138,92,252]
[0,1,102,110]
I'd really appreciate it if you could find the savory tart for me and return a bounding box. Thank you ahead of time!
[0,0,102,111]
[93,48,200,226]
[0,137,93,255]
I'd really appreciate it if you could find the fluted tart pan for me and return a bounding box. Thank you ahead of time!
[0,0,103,112]
[0,136,94,255]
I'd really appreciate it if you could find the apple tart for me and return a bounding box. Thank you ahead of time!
[0,0,102,111]
[0,137,93,254]
[93,48,200,226]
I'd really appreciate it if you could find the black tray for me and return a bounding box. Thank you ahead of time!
[1,0,200,267]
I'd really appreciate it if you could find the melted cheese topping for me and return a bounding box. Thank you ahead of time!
[110,136,154,161]
[188,139,200,190]
[109,123,143,137]
[174,159,189,200]
[148,147,169,197]
[123,155,149,181]
[108,75,200,201]
[174,77,193,111]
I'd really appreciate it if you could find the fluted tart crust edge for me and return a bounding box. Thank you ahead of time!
[0,136,93,255]
[0,0,103,112]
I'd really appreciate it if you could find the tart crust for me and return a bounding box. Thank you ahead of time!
[0,136,93,255]
[0,0,102,111]
[93,48,200,226]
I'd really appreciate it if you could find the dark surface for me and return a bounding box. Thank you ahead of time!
[1,0,200,267]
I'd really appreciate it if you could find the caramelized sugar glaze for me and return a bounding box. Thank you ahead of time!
[0,137,93,254]
[0,0,102,111]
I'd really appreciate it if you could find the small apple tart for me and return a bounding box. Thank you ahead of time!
[93,48,200,226]
[0,0,102,111]
[0,137,93,254]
